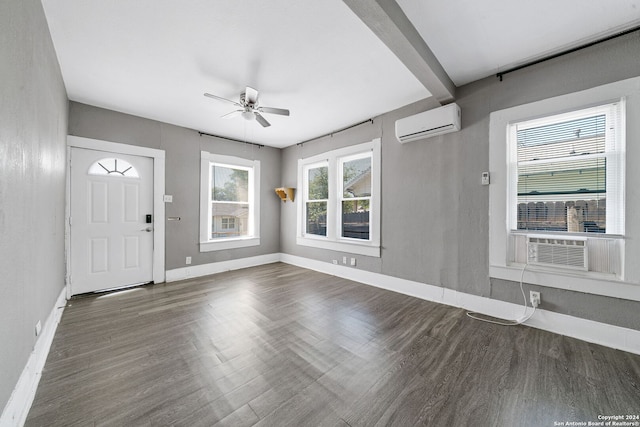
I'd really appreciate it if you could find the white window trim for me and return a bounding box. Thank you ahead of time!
[507,102,625,236]
[489,78,640,301]
[338,151,373,241]
[297,139,381,257]
[199,152,260,252]
[302,159,330,239]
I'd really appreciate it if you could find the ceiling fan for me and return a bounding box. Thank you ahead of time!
[204,86,290,128]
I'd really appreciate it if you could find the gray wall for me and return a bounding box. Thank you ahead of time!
[68,102,282,270]
[2,0,636,418]
[281,31,640,330]
[0,0,68,412]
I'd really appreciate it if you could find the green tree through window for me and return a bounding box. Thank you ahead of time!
[306,166,328,236]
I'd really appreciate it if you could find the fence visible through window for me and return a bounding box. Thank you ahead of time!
[517,199,605,233]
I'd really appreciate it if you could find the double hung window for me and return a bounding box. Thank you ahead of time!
[304,163,329,237]
[297,139,380,257]
[508,102,624,235]
[339,153,372,240]
[199,152,260,252]
[489,79,640,297]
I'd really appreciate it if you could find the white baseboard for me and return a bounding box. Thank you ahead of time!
[0,287,67,427]
[3,254,639,427]
[279,253,640,355]
[165,253,281,282]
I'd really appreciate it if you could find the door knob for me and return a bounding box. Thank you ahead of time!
[140,227,153,232]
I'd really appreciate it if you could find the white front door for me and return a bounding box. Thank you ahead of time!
[70,147,154,294]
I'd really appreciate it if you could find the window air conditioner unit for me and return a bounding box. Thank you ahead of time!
[526,235,588,271]
[395,103,461,143]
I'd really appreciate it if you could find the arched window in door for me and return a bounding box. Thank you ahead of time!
[88,158,139,178]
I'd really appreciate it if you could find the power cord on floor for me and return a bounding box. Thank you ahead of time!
[466,263,537,326]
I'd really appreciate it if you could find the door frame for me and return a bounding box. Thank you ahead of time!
[66,135,166,297]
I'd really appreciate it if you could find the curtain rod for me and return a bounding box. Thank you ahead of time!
[297,118,374,146]
[198,131,264,148]
[496,25,640,81]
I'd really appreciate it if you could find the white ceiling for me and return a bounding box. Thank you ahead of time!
[41,0,640,148]
[397,0,640,86]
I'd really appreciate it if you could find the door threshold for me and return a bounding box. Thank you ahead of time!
[71,281,155,299]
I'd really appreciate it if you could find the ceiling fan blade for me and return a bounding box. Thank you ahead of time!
[244,86,259,105]
[204,92,242,107]
[254,112,271,127]
[221,110,243,119]
[258,106,290,116]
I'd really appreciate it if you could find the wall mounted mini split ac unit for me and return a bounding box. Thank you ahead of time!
[395,103,461,143]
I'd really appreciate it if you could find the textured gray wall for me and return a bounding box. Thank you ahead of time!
[2,1,636,417]
[68,102,281,270]
[281,32,640,330]
[0,0,68,411]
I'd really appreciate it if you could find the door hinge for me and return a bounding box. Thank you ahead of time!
[68,275,72,284]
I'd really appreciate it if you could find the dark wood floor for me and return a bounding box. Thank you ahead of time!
[26,263,640,426]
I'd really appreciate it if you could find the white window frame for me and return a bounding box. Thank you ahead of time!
[297,139,381,257]
[507,102,625,236]
[488,78,640,301]
[339,151,373,242]
[301,160,330,238]
[199,152,260,252]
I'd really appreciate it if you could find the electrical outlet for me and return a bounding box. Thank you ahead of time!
[530,291,541,307]
[332,259,338,265]
[342,256,347,264]
[350,257,356,266]
[185,256,192,265]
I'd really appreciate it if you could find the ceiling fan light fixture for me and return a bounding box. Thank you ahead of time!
[241,109,255,121]
[204,87,289,128]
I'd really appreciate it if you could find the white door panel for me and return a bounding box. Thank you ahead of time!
[70,147,154,294]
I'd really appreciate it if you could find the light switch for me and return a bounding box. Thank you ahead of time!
[163,195,173,203]
[481,172,490,186]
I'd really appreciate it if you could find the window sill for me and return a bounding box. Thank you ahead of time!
[296,236,380,257]
[489,264,640,301]
[200,237,260,252]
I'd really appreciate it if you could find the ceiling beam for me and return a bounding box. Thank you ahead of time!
[343,0,456,104]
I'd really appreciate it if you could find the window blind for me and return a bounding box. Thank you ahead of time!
[512,102,624,235]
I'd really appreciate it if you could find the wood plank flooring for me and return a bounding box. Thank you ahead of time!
[25,263,640,426]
